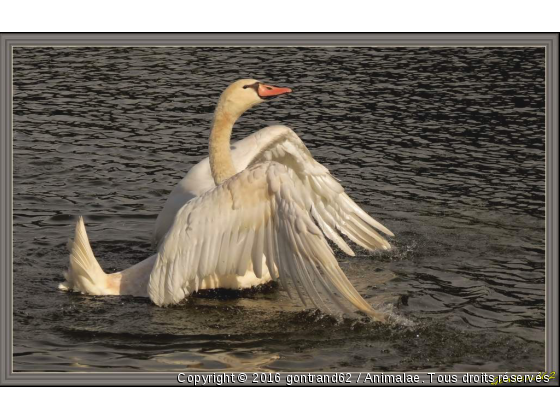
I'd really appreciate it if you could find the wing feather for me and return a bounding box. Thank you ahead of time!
[252,223,265,278]
[148,161,388,321]
[237,228,254,276]
[263,217,277,281]
[248,126,393,255]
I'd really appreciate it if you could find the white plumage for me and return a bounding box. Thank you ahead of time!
[61,79,394,321]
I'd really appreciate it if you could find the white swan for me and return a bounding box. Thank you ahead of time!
[60,79,394,321]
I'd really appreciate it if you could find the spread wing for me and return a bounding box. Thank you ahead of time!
[153,125,393,252]
[148,161,389,321]
[247,125,393,255]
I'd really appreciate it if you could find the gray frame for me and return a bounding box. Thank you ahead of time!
[1,33,557,386]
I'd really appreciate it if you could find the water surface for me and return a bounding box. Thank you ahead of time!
[13,47,545,372]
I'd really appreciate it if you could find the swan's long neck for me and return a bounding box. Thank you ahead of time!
[209,104,237,185]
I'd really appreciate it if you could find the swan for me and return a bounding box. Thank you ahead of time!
[60,79,394,321]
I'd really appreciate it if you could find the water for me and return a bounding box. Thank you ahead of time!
[13,47,545,372]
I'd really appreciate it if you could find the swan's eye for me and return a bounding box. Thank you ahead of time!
[243,82,260,92]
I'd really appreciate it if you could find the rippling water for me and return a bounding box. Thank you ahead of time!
[13,47,545,372]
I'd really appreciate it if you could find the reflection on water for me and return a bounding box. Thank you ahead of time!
[13,47,545,372]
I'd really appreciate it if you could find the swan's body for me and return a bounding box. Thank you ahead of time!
[61,79,394,321]
[152,125,296,290]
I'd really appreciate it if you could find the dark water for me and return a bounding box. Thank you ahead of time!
[13,47,545,372]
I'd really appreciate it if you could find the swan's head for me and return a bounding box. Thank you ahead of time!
[218,79,292,118]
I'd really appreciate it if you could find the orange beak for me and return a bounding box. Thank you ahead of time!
[257,83,292,98]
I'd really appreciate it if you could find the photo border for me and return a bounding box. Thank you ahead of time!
[1,33,557,386]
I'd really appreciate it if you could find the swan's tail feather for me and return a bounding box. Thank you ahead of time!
[59,216,113,295]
